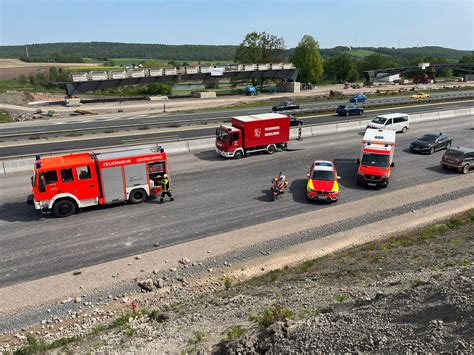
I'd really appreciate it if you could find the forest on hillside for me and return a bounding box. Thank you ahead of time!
[0,42,471,63]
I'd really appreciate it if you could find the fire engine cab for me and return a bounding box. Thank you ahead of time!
[357,129,396,188]
[27,146,169,217]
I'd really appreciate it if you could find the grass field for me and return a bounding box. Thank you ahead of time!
[347,48,377,58]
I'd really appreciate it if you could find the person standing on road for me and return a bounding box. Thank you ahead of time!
[160,174,174,203]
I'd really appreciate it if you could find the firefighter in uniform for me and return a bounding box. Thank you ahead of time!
[160,174,174,203]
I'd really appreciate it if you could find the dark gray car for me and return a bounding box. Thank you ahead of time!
[272,101,299,112]
[410,133,452,154]
[441,147,474,174]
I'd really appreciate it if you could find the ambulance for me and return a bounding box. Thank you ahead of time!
[357,129,396,188]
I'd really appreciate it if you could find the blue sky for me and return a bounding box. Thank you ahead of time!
[1,0,472,49]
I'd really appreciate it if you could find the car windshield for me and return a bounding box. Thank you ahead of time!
[419,134,438,143]
[371,117,386,124]
[311,170,335,181]
[444,149,464,159]
[361,153,390,167]
[216,129,229,142]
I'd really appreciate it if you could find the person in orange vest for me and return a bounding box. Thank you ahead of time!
[160,174,174,203]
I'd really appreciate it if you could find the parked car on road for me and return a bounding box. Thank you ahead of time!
[410,133,452,154]
[336,104,364,116]
[272,101,299,112]
[349,94,367,103]
[441,147,474,174]
[306,160,340,202]
[245,86,258,96]
[411,92,430,99]
[366,113,410,133]
[289,114,304,126]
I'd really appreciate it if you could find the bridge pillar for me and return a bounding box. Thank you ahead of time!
[276,81,301,93]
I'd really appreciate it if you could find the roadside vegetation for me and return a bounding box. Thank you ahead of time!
[0,109,11,123]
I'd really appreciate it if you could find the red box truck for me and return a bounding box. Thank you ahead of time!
[215,113,290,159]
[27,146,169,217]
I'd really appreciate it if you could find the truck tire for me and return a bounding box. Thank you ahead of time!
[53,199,76,218]
[234,150,243,159]
[462,164,470,174]
[129,189,147,204]
[267,145,276,154]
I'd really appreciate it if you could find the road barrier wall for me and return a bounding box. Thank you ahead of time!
[1,108,470,176]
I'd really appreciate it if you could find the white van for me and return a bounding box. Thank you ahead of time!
[366,113,410,133]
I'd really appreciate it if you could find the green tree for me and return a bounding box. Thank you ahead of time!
[144,82,172,96]
[358,53,396,72]
[235,31,286,63]
[291,35,324,84]
[459,54,474,63]
[18,74,27,86]
[324,53,357,82]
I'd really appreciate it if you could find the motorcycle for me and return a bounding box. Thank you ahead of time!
[271,175,289,201]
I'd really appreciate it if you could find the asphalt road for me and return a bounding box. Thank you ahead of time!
[0,115,473,287]
[0,90,473,137]
[1,100,473,159]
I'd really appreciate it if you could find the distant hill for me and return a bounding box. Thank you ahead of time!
[360,46,472,61]
[317,46,472,61]
[0,42,239,62]
[0,42,471,64]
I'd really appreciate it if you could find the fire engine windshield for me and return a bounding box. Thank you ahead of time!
[361,153,390,167]
[31,171,36,187]
[216,129,229,142]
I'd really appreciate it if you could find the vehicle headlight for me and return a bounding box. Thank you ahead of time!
[307,187,316,192]
[330,190,338,194]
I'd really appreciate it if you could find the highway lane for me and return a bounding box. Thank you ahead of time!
[0,116,473,287]
[0,90,473,136]
[1,100,473,159]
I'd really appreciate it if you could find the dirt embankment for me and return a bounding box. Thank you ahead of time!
[4,208,473,353]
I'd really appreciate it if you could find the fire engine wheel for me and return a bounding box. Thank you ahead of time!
[129,189,147,204]
[234,150,243,159]
[267,145,276,154]
[52,199,76,218]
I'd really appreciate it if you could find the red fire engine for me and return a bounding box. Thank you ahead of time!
[27,146,169,217]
